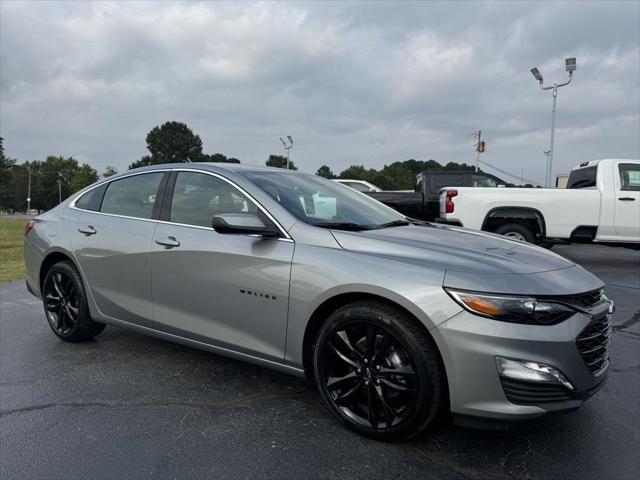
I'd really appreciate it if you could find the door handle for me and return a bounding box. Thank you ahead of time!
[618,197,636,201]
[155,236,180,248]
[78,226,97,235]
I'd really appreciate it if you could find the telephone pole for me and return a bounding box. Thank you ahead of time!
[469,130,485,172]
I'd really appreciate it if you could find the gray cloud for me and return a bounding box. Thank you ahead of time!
[1,0,638,184]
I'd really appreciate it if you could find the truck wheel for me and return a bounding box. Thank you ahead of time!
[494,223,535,243]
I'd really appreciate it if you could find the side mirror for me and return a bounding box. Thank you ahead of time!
[212,214,280,237]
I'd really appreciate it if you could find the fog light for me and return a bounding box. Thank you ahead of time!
[496,357,574,390]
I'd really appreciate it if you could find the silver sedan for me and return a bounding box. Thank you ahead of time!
[24,163,614,439]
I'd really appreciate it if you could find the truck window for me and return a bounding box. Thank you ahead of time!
[471,175,499,187]
[567,166,597,189]
[432,174,464,191]
[619,163,640,191]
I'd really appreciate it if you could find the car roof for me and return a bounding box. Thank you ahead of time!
[116,162,304,177]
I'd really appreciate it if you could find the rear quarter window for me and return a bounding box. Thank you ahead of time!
[74,184,106,211]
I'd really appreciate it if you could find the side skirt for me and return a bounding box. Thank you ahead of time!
[97,315,306,378]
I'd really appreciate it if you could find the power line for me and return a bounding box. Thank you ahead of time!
[478,159,542,186]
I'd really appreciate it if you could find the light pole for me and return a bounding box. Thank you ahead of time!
[530,58,576,188]
[279,136,293,169]
[544,150,551,186]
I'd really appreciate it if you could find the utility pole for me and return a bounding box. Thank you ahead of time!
[469,130,485,172]
[530,58,576,187]
[27,167,32,213]
[279,136,293,169]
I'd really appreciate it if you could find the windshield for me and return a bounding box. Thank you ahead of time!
[245,172,407,229]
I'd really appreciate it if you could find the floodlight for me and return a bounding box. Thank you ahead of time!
[530,67,543,82]
[565,57,576,73]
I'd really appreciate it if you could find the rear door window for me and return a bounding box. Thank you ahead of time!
[100,173,164,219]
[618,163,640,191]
[470,175,499,187]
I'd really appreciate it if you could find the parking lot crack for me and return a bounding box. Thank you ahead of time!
[0,392,296,417]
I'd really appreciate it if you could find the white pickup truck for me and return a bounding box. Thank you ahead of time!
[438,159,640,246]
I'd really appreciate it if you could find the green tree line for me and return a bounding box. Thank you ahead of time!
[313,159,477,190]
[1,120,485,212]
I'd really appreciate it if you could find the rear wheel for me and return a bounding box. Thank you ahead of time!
[313,301,445,440]
[42,261,106,342]
[494,223,535,243]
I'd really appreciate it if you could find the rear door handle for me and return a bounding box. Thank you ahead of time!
[78,226,97,235]
[155,236,180,248]
[618,197,636,201]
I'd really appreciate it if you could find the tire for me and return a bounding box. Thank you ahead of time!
[494,223,535,243]
[42,261,106,342]
[312,300,446,440]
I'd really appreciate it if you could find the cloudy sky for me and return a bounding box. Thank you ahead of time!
[1,1,638,184]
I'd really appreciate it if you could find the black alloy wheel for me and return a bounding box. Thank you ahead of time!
[44,270,80,335]
[314,301,445,440]
[42,261,106,342]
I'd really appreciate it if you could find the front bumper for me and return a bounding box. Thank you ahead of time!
[432,302,611,420]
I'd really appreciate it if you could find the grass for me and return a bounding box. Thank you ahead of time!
[0,218,27,285]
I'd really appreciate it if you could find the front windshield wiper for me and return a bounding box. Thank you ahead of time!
[373,220,412,229]
[314,222,373,231]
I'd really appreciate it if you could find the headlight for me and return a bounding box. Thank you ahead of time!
[446,289,575,325]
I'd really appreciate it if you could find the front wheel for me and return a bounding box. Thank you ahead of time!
[313,301,446,440]
[42,261,106,342]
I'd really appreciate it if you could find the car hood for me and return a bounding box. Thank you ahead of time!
[330,224,574,275]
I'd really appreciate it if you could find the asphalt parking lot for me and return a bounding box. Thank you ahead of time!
[1,245,638,480]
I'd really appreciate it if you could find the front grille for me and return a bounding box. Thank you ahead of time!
[537,288,604,309]
[500,378,573,405]
[576,313,612,375]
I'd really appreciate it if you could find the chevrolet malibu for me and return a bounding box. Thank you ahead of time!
[24,164,614,439]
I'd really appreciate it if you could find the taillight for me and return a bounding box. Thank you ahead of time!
[445,190,458,214]
[25,220,35,237]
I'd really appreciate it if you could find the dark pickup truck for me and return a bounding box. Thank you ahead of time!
[367,170,507,221]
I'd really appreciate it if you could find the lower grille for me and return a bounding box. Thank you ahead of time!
[576,314,612,375]
[501,378,573,405]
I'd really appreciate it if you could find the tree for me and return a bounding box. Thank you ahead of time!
[129,155,153,170]
[129,122,204,169]
[266,154,297,170]
[32,156,79,211]
[316,165,336,179]
[202,153,241,164]
[71,164,98,192]
[0,137,17,210]
[102,165,118,178]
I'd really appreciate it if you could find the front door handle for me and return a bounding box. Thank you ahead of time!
[78,226,97,235]
[618,197,636,201]
[155,236,180,248]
